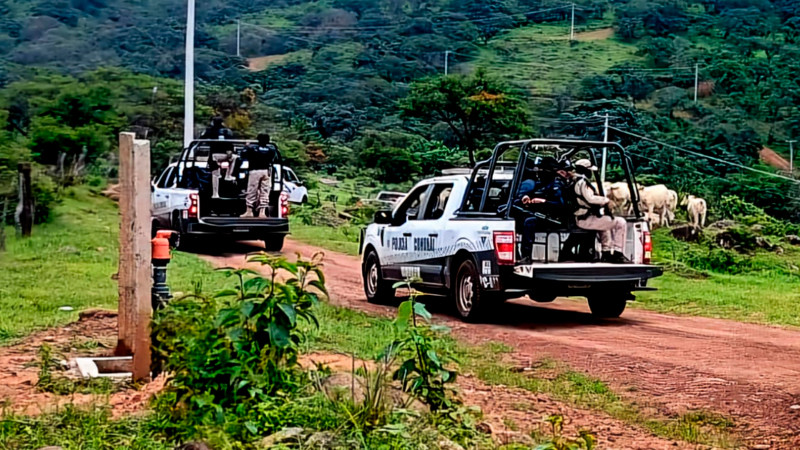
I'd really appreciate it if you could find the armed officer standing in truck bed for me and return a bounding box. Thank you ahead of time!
[571,159,630,264]
[241,134,279,218]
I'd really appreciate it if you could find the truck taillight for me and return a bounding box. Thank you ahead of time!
[493,231,516,266]
[280,193,290,218]
[643,231,652,264]
[188,193,198,218]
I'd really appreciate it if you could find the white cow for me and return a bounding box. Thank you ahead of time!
[591,181,632,215]
[638,184,672,228]
[683,195,708,229]
[666,190,678,223]
[608,182,633,215]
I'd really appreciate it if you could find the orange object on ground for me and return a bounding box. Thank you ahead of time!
[152,230,174,261]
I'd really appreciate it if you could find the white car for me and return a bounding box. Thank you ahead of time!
[283,168,308,204]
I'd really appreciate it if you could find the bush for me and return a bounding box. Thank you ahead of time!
[151,252,327,441]
[718,196,800,237]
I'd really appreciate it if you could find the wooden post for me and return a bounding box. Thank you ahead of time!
[14,163,32,237]
[115,132,152,382]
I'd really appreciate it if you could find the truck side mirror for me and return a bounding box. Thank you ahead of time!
[374,210,392,225]
[151,183,155,193]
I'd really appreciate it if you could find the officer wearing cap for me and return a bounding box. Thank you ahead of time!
[516,157,570,263]
[572,159,630,263]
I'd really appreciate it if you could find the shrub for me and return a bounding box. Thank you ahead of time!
[383,283,458,411]
[151,252,327,441]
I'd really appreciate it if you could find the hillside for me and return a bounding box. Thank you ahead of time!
[1,0,800,221]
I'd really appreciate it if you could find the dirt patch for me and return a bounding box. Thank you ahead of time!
[0,311,164,418]
[576,27,614,41]
[247,54,290,72]
[209,239,800,448]
[760,147,791,172]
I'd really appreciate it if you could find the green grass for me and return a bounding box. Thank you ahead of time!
[635,230,800,328]
[289,218,361,256]
[471,21,641,95]
[0,405,171,450]
[0,187,226,346]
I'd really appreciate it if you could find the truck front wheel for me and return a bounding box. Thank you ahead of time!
[363,251,395,304]
[587,294,629,318]
[453,259,491,322]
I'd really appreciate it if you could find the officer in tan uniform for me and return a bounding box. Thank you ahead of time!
[572,159,630,263]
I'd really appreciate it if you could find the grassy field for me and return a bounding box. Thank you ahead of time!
[0,187,225,346]
[637,232,800,327]
[470,21,641,96]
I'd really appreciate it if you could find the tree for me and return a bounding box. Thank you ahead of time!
[399,70,531,165]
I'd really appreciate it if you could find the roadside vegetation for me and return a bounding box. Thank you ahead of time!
[0,191,739,449]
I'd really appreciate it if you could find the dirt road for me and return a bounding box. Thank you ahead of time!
[207,239,800,448]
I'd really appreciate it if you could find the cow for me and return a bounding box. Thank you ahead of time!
[591,181,633,215]
[608,182,633,215]
[638,184,672,228]
[683,195,708,229]
[666,189,678,223]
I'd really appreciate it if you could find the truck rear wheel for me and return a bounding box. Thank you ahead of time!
[453,258,490,322]
[363,250,395,304]
[588,295,629,318]
[263,235,285,252]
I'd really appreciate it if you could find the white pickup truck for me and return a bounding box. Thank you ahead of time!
[151,139,289,251]
[360,139,663,322]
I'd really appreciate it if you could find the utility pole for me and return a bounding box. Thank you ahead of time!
[14,163,32,238]
[444,50,451,75]
[237,20,241,57]
[694,63,699,103]
[183,0,196,148]
[601,114,609,184]
[570,3,575,41]
[789,140,797,176]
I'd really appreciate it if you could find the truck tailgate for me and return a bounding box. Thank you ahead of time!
[512,263,662,285]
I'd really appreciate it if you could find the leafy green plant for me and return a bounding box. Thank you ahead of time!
[535,415,597,450]
[384,281,458,411]
[151,252,327,440]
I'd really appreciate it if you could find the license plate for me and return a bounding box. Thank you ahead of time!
[233,228,250,233]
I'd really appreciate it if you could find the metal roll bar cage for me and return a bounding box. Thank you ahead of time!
[458,139,643,219]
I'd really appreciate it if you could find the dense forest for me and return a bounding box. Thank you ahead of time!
[2,0,800,222]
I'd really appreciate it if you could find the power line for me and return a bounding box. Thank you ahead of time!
[610,127,800,184]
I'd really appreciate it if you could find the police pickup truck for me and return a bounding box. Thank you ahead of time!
[151,139,289,251]
[360,139,663,322]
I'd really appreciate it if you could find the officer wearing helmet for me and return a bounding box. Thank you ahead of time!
[572,159,630,264]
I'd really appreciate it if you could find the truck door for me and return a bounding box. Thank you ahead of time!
[152,166,175,225]
[416,183,455,285]
[382,184,432,281]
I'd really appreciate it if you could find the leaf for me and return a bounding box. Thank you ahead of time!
[213,308,238,328]
[239,301,255,318]
[244,421,258,435]
[213,289,240,298]
[413,302,432,321]
[227,327,245,343]
[277,303,297,327]
[268,322,291,348]
[392,280,409,289]
[426,350,441,367]
[397,301,413,326]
